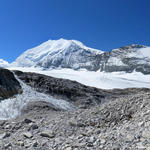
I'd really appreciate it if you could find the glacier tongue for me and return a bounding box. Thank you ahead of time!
[0,74,75,120]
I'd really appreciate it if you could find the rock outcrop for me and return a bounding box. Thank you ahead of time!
[0,68,22,100]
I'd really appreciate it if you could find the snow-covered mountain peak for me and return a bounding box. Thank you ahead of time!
[11,39,103,68]
[44,38,102,53]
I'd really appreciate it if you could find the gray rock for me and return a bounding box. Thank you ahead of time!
[23,132,33,138]
[40,130,55,138]
[29,123,38,130]
[126,135,135,142]
[72,142,86,148]
[17,141,24,146]
[0,132,10,139]
[32,141,38,147]
[4,143,12,149]
[100,138,106,144]
[4,124,11,129]
[89,136,96,143]
[65,147,72,150]
[23,118,33,124]
[142,130,150,139]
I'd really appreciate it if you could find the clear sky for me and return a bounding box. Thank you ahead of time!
[0,0,150,62]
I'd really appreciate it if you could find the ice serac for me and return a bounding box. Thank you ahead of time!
[100,44,150,74]
[12,38,103,71]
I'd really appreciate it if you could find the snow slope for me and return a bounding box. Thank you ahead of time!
[0,59,9,67]
[8,67,150,89]
[128,47,150,59]
[11,38,103,70]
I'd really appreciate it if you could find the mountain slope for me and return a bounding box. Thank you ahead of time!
[12,38,103,70]
[100,44,150,74]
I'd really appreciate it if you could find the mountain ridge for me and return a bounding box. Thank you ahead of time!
[0,38,150,74]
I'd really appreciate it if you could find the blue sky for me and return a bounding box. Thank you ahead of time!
[0,0,150,62]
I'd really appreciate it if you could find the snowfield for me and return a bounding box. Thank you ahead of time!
[8,67,150,89]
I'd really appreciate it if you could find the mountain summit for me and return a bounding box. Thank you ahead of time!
[12,38,103,70]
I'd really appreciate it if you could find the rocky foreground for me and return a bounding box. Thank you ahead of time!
[0,90,150,150]
[0,69,150,150]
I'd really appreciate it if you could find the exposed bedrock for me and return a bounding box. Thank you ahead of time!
[0,68,22,100]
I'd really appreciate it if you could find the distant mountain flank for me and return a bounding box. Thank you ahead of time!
[0,39,150,74]
[100,44,150,74]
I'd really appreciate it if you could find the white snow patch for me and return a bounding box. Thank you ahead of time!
[139,47,150,58]
[107,57,127,66]
[0,59,9,67]
[128,47,150,58]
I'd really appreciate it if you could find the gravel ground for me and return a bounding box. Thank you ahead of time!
[0,89,150,150]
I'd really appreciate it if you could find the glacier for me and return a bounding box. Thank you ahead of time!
[0,73,75,120]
